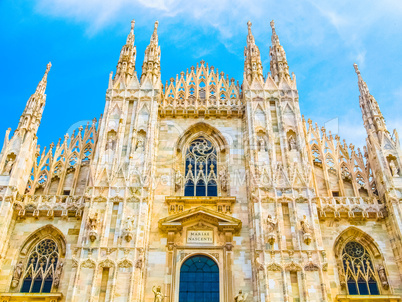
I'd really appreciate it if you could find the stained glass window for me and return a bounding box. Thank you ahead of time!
[184,137,217,197]
[342,241,379,295]
[21,239,59,293]
[179,255,219,302]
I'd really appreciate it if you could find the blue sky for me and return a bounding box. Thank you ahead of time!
[1,0,401,150]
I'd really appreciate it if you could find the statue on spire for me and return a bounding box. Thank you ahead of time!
[243,20,263,84]
[269,20,290,83]
[113,19,137,86]
[140,21,161,84]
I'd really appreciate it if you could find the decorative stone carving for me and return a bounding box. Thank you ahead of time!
[304,261,319,271]
[289,135,297,151]
[219,168,228,193]
[106,132,117,151]
[390,160,399,177]
[266,214,277,233]
[136,138,145,152]
[234,290,248,302]
[152,285,164,302]
[11,261,23,288]
[175,169,183,192]
[88,210,99,242]
[338,263,346,288]
[2,157,14,175]
[258,138,266,151]
[135,257,143,269]
[122,216,134,242]
[300,215,312,245]
[267,262,282,271]
[53,261,64,288]
[377,265,389,289]
[266,214,277,245]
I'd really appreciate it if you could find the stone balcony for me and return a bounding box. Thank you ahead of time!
[316,196,385,220]
[13,195,86,219]
[159,98,244,118]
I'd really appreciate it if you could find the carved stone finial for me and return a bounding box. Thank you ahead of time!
[353,63,360,75]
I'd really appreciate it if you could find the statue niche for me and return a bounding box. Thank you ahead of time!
[2,154,16,176]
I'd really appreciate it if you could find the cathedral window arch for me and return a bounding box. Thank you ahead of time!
[12,225,66,294]
[184,137,217,197]
[20,239,60,293]
[341,241,379,295]
[175,123,229,197]
[334,227,390,296]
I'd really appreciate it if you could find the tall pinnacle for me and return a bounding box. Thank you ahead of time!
[17,62,52,134]
[114,19,137,84]
[353,63,370,97]
[35,62,51,95]
[269,20,290,83]
[354,63,388,140]
[141,21,161,83]
[244,21,263,84]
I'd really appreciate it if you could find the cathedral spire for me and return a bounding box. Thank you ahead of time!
[140,21,161,84]
[16,62,51,135]
[269,20,291,83]
[354,63,388,141]
[114,19,137,84]
[243,21,263,84]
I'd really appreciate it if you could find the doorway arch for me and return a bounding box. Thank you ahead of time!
[179,255,219,302]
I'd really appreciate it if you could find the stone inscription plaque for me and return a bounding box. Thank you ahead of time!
[187,230,213,244]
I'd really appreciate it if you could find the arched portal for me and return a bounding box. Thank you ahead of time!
[179,255,219,302]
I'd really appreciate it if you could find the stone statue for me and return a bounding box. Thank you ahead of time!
[377,265,389,289]
[258,138,265,151]
[11,261,23,288]
[53,261,64,287]
[152,285,164,302]
[390,161,399,177]
[88,210,99,242]
[267,214,277,233]
[2,158,14,175]
[88,211,99,231]
[136,138,145,152]
[175,170,183,192]
[219,168,228,192]
[289,136,297,151]
[234,290,248,302]
[122,216,134,242]
[300,215,311,234]
[106,135,116,151]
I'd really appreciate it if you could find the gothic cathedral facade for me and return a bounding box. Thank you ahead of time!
[0,20,401,302]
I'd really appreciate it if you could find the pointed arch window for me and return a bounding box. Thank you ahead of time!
[184,137,217,196]
[21,239,59,293]
[342,241,380,295]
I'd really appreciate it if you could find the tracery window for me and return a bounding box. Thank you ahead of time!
[21,239,59,293]
[184,137,217,196]
[342,241,380,295]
